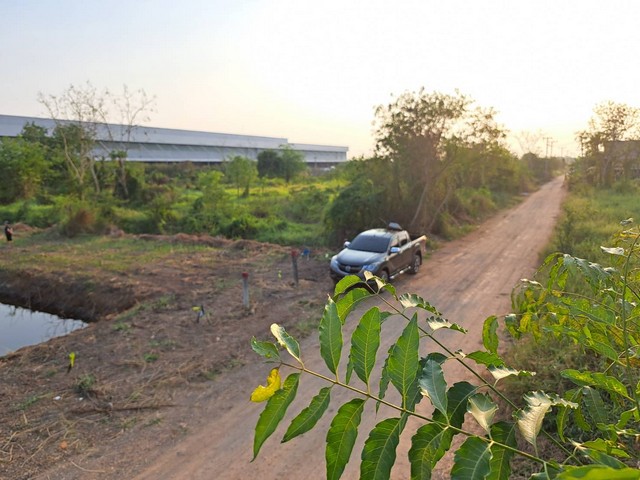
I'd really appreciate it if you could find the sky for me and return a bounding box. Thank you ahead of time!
[3,0,640,158]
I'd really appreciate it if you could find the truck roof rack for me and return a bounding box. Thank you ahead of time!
[387,222,403,231]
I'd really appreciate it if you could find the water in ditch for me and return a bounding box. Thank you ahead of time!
[0,303,87,356]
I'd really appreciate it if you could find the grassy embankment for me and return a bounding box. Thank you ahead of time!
[503,181,640,394]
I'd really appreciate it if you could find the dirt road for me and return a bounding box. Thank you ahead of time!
[123,177,566,480]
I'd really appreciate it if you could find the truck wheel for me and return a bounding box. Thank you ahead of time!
[409,254,421,274]
[379,270,389,283]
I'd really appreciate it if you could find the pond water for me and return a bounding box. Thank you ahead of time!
[0,303,87,356]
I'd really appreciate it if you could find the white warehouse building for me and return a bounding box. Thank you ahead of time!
[0,114,349,168]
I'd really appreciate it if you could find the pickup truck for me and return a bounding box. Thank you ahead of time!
[329,223,427,283]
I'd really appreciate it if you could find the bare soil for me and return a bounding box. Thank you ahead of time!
[0,177,566,480]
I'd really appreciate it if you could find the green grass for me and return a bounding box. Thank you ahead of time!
[544,182,640,262]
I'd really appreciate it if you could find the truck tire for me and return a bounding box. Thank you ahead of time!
[409,253,421,274]
[379,269,389,283]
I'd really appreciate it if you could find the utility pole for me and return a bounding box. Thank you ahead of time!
[544,137,555,158]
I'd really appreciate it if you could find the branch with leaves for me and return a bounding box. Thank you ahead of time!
[249,264,640,479]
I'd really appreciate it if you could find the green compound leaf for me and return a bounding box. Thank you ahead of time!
[387,315,419,409]
[467,393,497,435]
[360,417,405,480]
[452,436,493,480]
[326,398,366,480]
[349,307,382,388]
[562,370,631,400]
[482,316,499,354]
[464,350,506,367]
[582,386,608,426]
[418,358,448,418]
[377,344,395,410]
[334,275,364,296]
[319,300,343,376]
[253,373,300,460]
[409,423,453,480]
[282,386,331,443]
[335,287,371,323]
[250,337,280,360]
[270,323,302,364]
[441,381,477,428]
[487,421,517,480]
[555,466,640,479]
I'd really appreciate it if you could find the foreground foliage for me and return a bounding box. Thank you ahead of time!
[250,222,640,479]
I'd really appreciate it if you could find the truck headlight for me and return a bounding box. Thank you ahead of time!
[362,263,380,272]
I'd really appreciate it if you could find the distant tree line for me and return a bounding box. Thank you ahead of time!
[0,84,566,244]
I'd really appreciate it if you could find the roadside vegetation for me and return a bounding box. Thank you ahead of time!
[0,84,562,250]
[249,101,640,478]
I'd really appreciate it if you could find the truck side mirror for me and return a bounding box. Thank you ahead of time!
[389,246,400,254]
[344,241,351,248]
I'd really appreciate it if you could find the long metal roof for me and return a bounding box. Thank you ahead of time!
[0,114,348,154]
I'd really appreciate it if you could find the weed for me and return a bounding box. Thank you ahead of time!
[143,353,159,363]
[112,321,131,333]
[13,394,43,411]
[74,374,96,396]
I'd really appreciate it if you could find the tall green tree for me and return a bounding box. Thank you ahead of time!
[280,146,307,183]
[0,137,48,203]
[225,155,258,197]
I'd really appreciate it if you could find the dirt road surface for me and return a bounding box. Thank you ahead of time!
[116,177,565,480]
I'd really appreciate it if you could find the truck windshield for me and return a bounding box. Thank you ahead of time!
[349,234,390,253]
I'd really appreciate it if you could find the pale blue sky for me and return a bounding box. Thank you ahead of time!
[3,0,640,157]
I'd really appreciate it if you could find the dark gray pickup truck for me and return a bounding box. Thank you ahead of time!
[329,223,427,283]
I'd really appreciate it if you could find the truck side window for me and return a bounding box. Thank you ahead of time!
[399,233,408,246]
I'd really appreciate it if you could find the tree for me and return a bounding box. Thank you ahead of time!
[257,149,282,178]
[279,145,307,183]
[257,147,307,183]
[372,89,513,233]
[0,137,48,203]
[576,101,640,186]
[38,82,155,199]
[225,155,258,197]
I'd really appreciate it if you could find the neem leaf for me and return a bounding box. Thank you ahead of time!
[387,315,419,409]
[467,393,497,434]
[282,387,331,443]
[451,436,493,480]
[334,275,363,296]
[409,423,452,480]
[600,246,625,256]
[482,316,499,354]
[418,358,448,418]
[326,398,365,480]
[335,287,370,323]
[349,307,382,388]
[399,293,441,314]
[487,422,517,480]
[516,391,576,448]
[319,299,343,376]
[253,373,300,460]
[270,323,302,364]
[360,417,404,480]
[489,365,535,382]
[250,368,282,403]
[251,337,280,360]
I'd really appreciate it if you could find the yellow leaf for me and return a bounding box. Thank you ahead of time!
[250,368,282,402]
